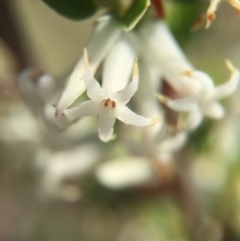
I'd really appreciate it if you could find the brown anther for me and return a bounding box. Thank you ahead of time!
[103,98,116,108]
[207,12,215,21]
[104,98,110,107]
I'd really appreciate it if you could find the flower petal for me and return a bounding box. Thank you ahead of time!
[98,107,116,142]
[110,59,139,105]
[184,108,203,131]
[158,132,187,153]
[201,102,225,119]
[139,20,201,96]
[188,71,215,99]
[37,73,56,101]
[55,19,121,116]
[96,157,154,190]
[210,60,240,101]
[115,105,155,126]
[102,36,136,93]
[18,69,44,112]
[64,100,101,118]
[155,94,198,112]
[83,49,107,102]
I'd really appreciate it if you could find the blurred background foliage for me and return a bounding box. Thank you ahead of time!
[1,0,240,241]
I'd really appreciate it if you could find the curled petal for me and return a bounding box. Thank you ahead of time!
[64,100,101,118]
[98,108,116,142]
[55,19,121,116]
[110,59,139,105]
[210,60,240,101]
[183,71,215,99]
[155,94,197,112]
[115,105,156,126]
[184,108,203,131]
[201,102,225,119]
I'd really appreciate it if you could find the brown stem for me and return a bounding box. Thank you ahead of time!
[150,0,165,19]
[0,0,30,71]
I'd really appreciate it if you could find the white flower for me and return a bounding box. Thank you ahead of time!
[138,19,202,97]
[156,60,240,131]
[64,49,159,142]
[36,144,100,201]
[96,157,155,190]
[55,18,121,117]
[19,69,56,112]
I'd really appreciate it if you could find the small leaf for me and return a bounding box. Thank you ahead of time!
[121,0,151,31]
[42,0,96,20]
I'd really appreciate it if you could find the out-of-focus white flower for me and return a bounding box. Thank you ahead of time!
[138,19,202,97]
[19,69,56,113]
[96,157,156,190]
[205,0,240,28]
[96,132,186,190]
[64,49,159,142]
[156,60,240,131]
[55,18,121,117]
[156,132,187,161]
[0,102,41,143]
[36,144,101,201]
[19,69,77,132]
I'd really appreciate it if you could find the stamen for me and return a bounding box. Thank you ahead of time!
[133,58,139,80]
[154,93,168,104]
[84,48,89,68]
[104,98,110,107]
[179,70,193,77]
[103,98,116,108]
[225,59,237,73]
[205,0,221,28]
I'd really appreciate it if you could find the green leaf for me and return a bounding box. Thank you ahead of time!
[121,0,151,31]
[42,0,96,20]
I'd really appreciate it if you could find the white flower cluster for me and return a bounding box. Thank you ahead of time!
[19,14,239,199]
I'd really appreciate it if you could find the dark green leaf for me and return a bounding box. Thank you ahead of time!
[121,0,150,31]
[42,0,96,20]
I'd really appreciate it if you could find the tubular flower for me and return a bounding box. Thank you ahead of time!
[138,19,202,97]
[55,18,121,117]
[156,60,240,131]
[64,49,159,142]
[205,0,240,28]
